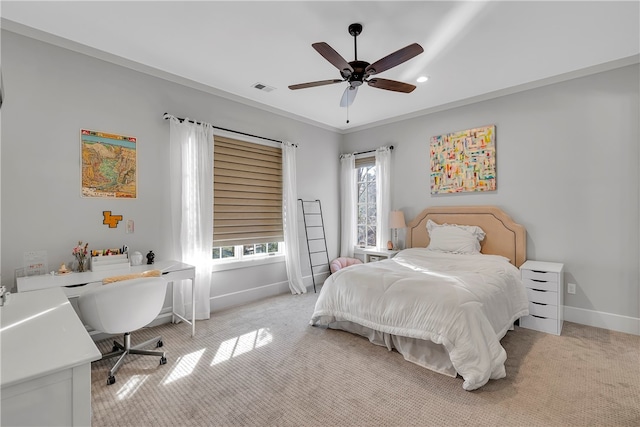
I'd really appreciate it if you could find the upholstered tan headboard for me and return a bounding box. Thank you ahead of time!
[406,206,526,267]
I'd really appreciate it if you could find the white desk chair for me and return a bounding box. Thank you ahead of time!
[78,276,168,385]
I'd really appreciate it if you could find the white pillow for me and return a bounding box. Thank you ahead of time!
[426,219,486,254]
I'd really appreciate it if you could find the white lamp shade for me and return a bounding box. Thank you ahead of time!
[389,210,406,229]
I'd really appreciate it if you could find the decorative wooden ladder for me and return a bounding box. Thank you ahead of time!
[298,199,330,293]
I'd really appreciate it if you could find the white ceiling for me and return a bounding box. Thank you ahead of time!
[2,1,639,132]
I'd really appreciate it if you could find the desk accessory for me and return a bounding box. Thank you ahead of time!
[130,251,143,266]
[23,250,48,276]
[91,254,130,272]
[58,263,71,275]
[72,241,89,272]
[90,247,129,272]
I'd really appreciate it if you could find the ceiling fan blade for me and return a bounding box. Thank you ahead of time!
[340,86,359,107]
[312,42,354,75]
[368,78,416,93]
[365,43,424,75]
[288,79,343,90]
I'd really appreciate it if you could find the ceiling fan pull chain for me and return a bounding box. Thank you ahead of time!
[346,98,350,124]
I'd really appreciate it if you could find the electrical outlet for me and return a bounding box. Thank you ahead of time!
[567,283,576,294]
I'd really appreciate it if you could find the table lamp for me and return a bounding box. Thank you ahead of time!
[389,210,407,250]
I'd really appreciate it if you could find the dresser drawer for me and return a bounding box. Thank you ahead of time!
[528,301,557,319]
[522,277,559,292]
[522,268,559,283]
[526,288,558,305]
[520,314,559,335]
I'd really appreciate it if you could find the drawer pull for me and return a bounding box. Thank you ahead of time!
[531,279,548,283]
[532,270,546,273]
[531,302,547,306]
[531,288,547,292]
[531,315,547,319]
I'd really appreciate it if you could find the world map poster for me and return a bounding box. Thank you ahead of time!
[81,129,137,198]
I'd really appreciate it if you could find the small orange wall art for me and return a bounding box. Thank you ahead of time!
[430,125,496,194]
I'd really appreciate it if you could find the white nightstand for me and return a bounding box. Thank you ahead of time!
[356,247,399,263]
[519,260,564,335]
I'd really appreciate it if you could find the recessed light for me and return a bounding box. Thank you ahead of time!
[416,76,429,83]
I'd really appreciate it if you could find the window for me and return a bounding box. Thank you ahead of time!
[212,136,284,262]
[212,246,235,260]
[212,242,283,261]
[356,156,377,247]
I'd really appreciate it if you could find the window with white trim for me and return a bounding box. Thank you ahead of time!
[212,136,284,262]
[356,156,377,247]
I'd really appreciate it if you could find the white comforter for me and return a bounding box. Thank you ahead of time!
[310,248,529,390]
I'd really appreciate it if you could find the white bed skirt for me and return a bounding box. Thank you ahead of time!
[316,317,458,378]
[316,316,517,381]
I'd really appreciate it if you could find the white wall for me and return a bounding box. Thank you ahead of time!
[343,65,640,333]
[0,30,341,308]
[3,29,638,335]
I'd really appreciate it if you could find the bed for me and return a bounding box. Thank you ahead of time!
[310,206,529,391]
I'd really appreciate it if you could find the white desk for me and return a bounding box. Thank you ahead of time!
[16,260,197,337]
[1,287,102,426]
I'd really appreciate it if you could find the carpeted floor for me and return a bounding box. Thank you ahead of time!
[91,290,640,426]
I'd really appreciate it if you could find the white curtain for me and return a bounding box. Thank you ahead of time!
[167,115,213,320]
[282,141,305,294]
[340,154,357,257]
[375,147,392,249]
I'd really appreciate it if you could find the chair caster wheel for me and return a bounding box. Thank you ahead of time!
[112,345,119,352]
[160,356,167,365]
[107,376,116,385]
[156,340,163,348]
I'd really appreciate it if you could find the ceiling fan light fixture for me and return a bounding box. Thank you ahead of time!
[417,76,429,83]
[289,23,424,108]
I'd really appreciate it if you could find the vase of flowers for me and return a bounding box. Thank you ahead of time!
[73,241,89,272]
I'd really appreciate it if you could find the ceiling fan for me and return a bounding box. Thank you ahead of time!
[289,23,424,107]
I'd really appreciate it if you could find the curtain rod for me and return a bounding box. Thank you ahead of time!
[163,113,285,145]
[345,145,394,157]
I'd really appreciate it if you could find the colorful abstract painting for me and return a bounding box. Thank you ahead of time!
[430,125,496,194]
[81,129,137,198]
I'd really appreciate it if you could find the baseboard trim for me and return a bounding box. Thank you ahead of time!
[210,280,291,312]
[564,306,640,336]
[210,272,328,312]
[305,271,330,292]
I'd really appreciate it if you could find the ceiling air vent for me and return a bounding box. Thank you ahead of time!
[251,82,275,92]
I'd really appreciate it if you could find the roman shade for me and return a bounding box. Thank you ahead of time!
[355,155,375,168]
[213,136,283,247]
